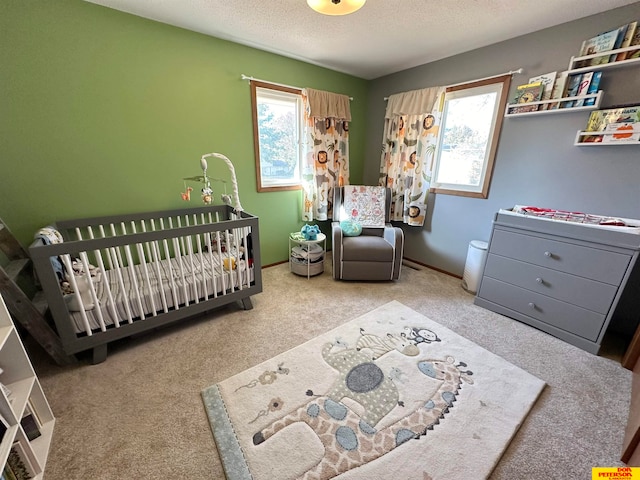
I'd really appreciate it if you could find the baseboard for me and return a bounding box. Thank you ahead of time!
[402,257,462,279]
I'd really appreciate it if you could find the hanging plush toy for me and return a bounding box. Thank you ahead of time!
[180,153,241,209]
[181,185,193,201]
[182,158,214,204]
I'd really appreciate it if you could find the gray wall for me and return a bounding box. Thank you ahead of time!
[367,3,640,276]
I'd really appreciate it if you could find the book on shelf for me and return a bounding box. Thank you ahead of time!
[585,105,640,132]
[578,25,624,66]
[19,412,41,442]
[579,105,640,142]
[509,81,544,113]
[3,463,19,480]
[528,71,556,109]
[6,441,37,480]
[601,122,640,143]
[547,71,569,110]
[615,21,637,61]
[24,400,42,430]
[573,72,594,108]
[583,71,602,107]
[560,74,582,108]
[627,22,640,59]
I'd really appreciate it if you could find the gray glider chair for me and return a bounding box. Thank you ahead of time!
[331,186,404,281]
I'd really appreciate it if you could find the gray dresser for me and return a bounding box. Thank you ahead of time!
[474,210,640,354]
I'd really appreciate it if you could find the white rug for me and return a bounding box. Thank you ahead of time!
[202,301,545,479]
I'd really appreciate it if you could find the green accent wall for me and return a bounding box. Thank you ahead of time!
[0,1,368,265]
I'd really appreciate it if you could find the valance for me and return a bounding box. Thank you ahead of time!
[304,88,351,121]
[385,86,443,118]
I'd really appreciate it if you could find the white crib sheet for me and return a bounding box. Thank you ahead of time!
[68,252,254,334]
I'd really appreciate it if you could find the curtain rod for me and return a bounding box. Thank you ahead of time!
[383,68,523,101]
[241,74,353,100]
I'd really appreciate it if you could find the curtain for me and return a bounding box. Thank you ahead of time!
[379,86,444,227]
[302,88,351,222]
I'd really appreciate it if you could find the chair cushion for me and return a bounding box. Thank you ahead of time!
[340,220,362,237]
[342,236,393,262]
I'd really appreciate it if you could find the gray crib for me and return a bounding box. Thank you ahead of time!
[29,205,262,363]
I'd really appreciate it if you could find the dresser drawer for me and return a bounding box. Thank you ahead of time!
[483,254,617,314]
[478,277,606,341]
[490,229,631,285]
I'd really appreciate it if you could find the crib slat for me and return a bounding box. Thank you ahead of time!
[110,224,126,268]
[147,219,169,314]
[108,245,134,324]
[160,218,179,311]
[183,216,199,304]
[205,212,219,298]
[214,229,226,294]
[88,227,121,328]
[172,228,190,307]
[131,221,158,317]
[205,233,218,299]
[195,229,209,300]
[120,222,146,320]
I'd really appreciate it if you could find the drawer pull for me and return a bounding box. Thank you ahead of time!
[528,302,536,309]
[544,251,552,258]
[536,277,543,284]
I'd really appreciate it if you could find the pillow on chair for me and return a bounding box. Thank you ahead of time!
[340,220,362,237]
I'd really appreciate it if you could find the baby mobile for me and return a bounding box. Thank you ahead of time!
[180,152,243,212]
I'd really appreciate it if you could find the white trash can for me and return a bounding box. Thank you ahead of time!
[462,240,488,294]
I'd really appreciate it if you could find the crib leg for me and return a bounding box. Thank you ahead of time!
[91,344,108,364]
[240,297,253,310]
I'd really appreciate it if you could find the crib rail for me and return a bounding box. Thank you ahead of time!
[29,206,261,360]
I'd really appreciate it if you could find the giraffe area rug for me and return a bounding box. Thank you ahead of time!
[201,301,545,480]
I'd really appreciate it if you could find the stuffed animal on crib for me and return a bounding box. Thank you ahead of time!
[63,274,95,312]
[202,186,213,204]
[301,224,321,241]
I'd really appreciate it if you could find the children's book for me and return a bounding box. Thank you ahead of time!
[627,24,640,59]
[547,71,569,110]
[583,71,602,107]
[560,74,582,108]
[601,122,640,143]
[615,21,637,61]
[585,105,640,132]
[510,82,544,113]
[579,27,622,66]
[573,72,594,108]
[528,72,556,101]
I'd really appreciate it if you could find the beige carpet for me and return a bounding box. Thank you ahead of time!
[26,260,632,479]
[203,300,545,479]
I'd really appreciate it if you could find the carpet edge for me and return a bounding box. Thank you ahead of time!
[201,384,252,480]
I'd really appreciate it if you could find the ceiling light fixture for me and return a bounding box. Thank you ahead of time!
[306,0,366,16]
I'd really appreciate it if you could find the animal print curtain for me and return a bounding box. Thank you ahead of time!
[379,86,444,227]
[301,88,351,221]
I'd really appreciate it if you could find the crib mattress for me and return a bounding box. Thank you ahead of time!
[69,252,254,334]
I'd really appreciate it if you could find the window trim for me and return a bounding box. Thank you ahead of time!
[250,80,303,193]
[431,74,511,199]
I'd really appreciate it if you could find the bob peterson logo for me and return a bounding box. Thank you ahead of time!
[593,467,640,479]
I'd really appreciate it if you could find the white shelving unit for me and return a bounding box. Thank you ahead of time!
[505,91,603,117]
[567,47,640,73]
[505,44,640,118]
[289,233,326,278]
[0,294,54,479]
[575,127,640,146]
[570,45,640,147]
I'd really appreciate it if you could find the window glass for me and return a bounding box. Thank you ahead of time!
[432,75,510,198]
[251,81,303,192]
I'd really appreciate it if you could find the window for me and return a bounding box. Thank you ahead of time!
[251,81,304,192]
[432,75,511,198]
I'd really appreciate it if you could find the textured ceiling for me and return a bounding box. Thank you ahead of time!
[85,0,638,79]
